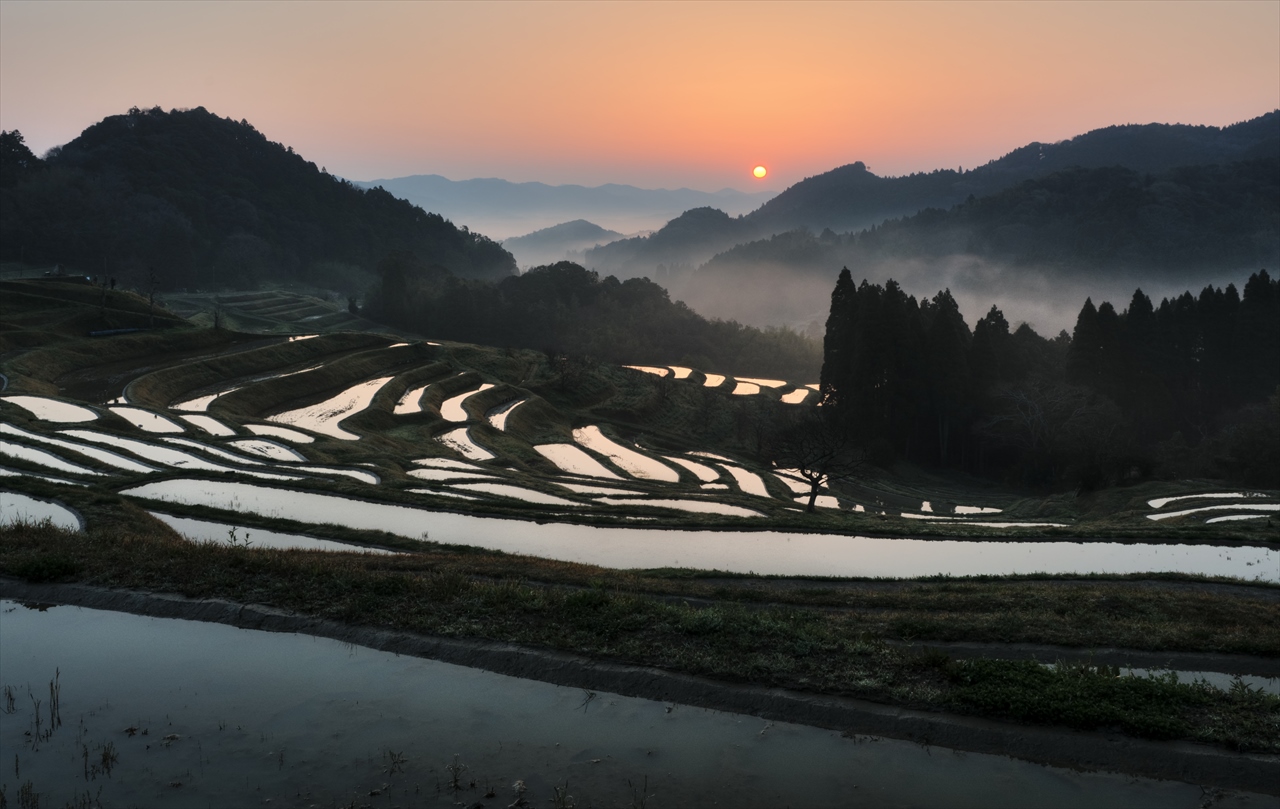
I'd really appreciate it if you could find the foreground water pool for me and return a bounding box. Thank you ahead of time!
[1,601,1268,809]
[120,479,1280,580]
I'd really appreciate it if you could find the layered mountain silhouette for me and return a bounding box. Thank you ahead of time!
[353,174,777,240]
[0,106,517,290]
[501,219,623,268]
[584,111,1280,278]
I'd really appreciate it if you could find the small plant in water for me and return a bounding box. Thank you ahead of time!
[550,781,575,809]
[17,780,39,809]
[384,749,407,775]
[49,669,61,730]
[446,754,467,791]
[225,526,253,548]
[509,779,529,807]
[1,685,15,714]
[627,776,651,809]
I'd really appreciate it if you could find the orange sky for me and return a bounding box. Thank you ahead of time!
[1,1,1277,191]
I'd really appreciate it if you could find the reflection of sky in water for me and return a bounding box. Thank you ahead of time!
[0,491,82,530]
[267,376,393,440]
[3,601,1265,808]
[121,479,1280,581]
[149,512,400,554]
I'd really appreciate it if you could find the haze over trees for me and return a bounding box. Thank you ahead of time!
[584,112,1279,279]
[818,267,1280,487]
[573,112,1279,332]
[365,256,820,378]
[0,107,516,291]
[502,219,623,268]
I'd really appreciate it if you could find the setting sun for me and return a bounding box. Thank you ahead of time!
[753,165,767,179]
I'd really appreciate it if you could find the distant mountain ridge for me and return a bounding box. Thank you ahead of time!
[354,174,777,240]
[584,111,1280,277]
[501,219,624,268]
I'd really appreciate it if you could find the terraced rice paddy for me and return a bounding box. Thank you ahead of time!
[246,423,314,443]
[2,323,1273,577]
[227,438,308,462]
[573,426,679,482]
[435,427,495,460]
[440,382,495,422]
[0,441,104,477]
[0,491,83,530]
[109,405,185,433]
[176,413,236,436]
[268,376,394,440]
[1,423,158,473]
[1,395,97,422]
[111,478,1280,579]
[534,443,622,479]
[393,382,432,415]
[486,397,527,430]
[149,512,401,553]
[664,455,720,482]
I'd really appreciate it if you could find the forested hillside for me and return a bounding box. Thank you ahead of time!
[750,112,1279,234]
[0,107,516,291]
[706,158,1280,277]
[365,257,820,378]
[584,111,1279,279]
[819,268,1280,487]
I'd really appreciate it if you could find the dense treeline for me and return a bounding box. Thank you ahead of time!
[366,256,820,378]
[820,268,1280,486]
[0,108,515,290]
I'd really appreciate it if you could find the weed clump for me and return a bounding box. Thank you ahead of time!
[12,554,79,583]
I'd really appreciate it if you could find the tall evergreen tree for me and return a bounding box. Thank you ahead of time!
[819,267,856,408]
[1066,298,1102,387]
[924,289,973,464]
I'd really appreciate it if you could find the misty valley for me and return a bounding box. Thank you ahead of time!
[1,104,1277,807]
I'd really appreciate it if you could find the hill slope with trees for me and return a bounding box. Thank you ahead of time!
[583,111,1279,279]
[0,107,516,291]
[365,256,819,378]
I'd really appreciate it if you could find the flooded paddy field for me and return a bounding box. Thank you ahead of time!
[121,479,1280,580]
[2,287,1277,805]
[2,599,1272,809]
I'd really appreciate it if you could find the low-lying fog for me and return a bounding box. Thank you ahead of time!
[663,255,1258,337]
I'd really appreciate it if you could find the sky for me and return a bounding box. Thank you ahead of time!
[1,1,1277,192]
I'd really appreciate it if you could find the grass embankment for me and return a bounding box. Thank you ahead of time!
[3,507,1277,754]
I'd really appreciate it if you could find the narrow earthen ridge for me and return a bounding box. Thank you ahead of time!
[3,577,1277,796]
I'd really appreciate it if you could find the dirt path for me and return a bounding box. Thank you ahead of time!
[2,577,1276,795]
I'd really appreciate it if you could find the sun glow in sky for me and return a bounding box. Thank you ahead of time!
[753,166,768,180]
[1,1,1277,191]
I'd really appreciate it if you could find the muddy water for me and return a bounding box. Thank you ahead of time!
[119,479,1280,580]
[2,601,1267,809]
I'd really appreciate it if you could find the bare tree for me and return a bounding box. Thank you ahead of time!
[765,413,869,513]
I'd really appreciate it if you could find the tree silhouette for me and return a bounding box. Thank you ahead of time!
[765,412,869,513]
